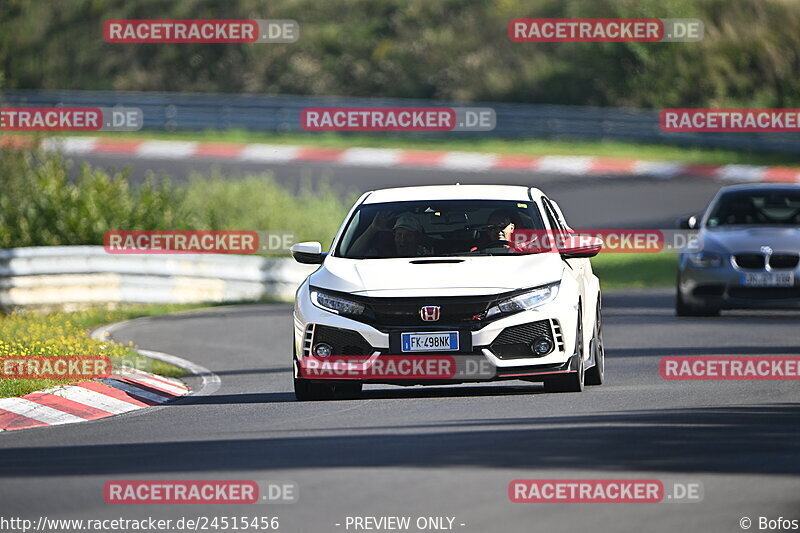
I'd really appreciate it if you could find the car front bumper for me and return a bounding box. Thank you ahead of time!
[293,281,581,384]
[679,256,800,310]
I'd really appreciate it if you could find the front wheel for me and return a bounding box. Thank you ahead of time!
[675,285,720,317]
[294,377,336,401]
[585,300,604,386]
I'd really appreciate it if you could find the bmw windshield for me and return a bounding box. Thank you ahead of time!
[335,200,547,259]
[706,189,800,227]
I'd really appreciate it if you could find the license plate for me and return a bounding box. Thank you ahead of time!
[742,272,795,287]
[401,332,459,352]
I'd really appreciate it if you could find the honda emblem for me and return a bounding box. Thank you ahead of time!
[420,306,440,321]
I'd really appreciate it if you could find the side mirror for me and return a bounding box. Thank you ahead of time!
[677,215,698,229]
[290,242,326,264]
[559,234,603,259]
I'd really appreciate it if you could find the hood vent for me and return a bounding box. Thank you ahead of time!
[409,259,465,265]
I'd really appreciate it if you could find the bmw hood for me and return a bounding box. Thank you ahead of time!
[701,226,800,254]
[309,254,565,297]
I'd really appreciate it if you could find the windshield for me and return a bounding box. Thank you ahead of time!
[335,200,547,259]
[706,189,800,227]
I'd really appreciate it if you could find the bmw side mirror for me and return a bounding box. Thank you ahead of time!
[291,242,326,264]
[677,215,697,229]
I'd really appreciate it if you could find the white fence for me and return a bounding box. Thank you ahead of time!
[0,246,317,307]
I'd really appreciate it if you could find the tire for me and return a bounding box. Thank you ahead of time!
[294,377,362,401]
[545,306,585,393]
[294,376,336,401]
[585,299,604,386]
[292,342,338,401]
[293,347,363,401]
[333,381,363,399]
[675,284,720,317]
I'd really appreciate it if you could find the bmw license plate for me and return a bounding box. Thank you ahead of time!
[742,272,795,287]
[401,332,459,352]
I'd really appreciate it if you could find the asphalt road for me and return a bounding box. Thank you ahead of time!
[0,292,799,533]
[69,153,725,228]
[1,155,797,532]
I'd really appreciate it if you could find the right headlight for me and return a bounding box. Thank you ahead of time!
[310,290,366,316]
[486,282,560,318]
[687,251,723,268]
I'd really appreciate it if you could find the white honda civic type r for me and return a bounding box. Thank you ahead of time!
[291,185,604,400]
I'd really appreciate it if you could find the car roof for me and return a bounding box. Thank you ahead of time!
[717,183,800,194]
[362,185,542,204]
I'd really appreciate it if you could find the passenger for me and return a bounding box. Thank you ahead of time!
[391,214,433,257]
[350,211,433,257]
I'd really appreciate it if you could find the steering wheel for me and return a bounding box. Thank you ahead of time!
[473,239,510,251]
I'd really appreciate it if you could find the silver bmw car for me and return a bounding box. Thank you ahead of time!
[676,184,800,316]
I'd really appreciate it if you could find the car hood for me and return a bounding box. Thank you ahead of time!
[310,254,565,297]
[701,226,800,253]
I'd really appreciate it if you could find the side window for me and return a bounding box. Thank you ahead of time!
[550,201,571,231]
[541,198,566,235]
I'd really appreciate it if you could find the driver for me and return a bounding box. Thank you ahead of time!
[487,209,516,242]
[470,209,520,251]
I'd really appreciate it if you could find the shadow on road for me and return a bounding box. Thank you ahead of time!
[609,345,800,358]
[1,403,797,477]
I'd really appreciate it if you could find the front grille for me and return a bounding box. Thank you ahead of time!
[734,254,765,270]
[331,289,523,330]
[735,253,800,270]
[490,320,554,359]
[312,325,373,355]
[770,254,799,269]
[728,287,800,300]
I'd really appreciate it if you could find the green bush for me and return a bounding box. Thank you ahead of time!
[0,147,353,249]
[183,170,356,247]
[1,0,799,108]
[0,148,188,248]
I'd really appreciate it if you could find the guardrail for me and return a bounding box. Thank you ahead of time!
[0,246,316,308]
[3,89,799,154]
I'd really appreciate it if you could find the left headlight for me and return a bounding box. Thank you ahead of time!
[486,282,560,318]
[687,251,723,268]
[311,290,366,316]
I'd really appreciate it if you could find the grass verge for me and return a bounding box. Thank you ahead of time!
[592,253,677,290]
[0,303,209,398]
[23,130,800,167]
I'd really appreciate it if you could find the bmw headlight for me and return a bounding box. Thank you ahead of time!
[486,282,560,318]
[311,290,366,316]
[687,251,723,268]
